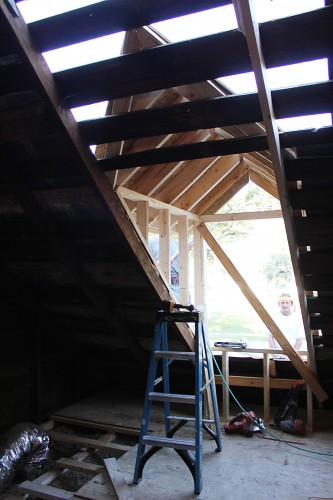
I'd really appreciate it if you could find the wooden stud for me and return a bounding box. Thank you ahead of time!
[178,215,189,304]
[136,200,149,240]
[263,353,270,424]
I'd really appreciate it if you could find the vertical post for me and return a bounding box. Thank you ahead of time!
[178,215,189,304]
[222,351,230,421]
[159,209,171,282]
[306,386,313,432]
[194,225,206,313]
[136,200,149,240]
[263,353,270,424]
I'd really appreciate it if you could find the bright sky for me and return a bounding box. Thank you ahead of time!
[17,0,331,132]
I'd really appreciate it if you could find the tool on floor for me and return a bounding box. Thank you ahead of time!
[224,411,261,437]
[272,381,306,435]
[133,307,222,495]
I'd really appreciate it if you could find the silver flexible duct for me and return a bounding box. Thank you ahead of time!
[0,423,49,493]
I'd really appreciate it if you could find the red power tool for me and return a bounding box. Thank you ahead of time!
[224,411,259,437]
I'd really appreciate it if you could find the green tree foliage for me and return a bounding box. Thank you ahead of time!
[261,252,293,288]
[207,182,281,262]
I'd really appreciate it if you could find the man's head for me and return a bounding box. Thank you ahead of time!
[278,293,293,316]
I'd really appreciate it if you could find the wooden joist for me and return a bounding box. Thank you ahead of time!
[47,6,333,107]
[285,157,333,182]
[98,126,333,171]
[18,481,74,499]
[55,458,104,475]
[215,374,307,390]
[79,81,333,145]
[50,414,141,436]
[299,249,333,275]
[29,0,231,52]
[48,431,131,457]
[294,216,333,246]
[55,30,249,107]
[289,188,333,211]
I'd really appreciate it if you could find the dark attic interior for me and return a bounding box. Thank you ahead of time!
[1,0,333,498]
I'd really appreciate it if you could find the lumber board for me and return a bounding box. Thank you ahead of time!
[18,480,74,499]
[307,296,333,314]
[104,458,134,500]
[197,222,328,402]
[289,188,333,211]
[55,458,104,475]
[50,6,333,107]
[260,6,333,69]
[310,314,333,329]
[29,0,231,52]
[98,126,333,170]
[48,431,131,456]
[50,414,141,436]
[215,375,305,390]
[285,157,333,182]
[300,250,333,275]
[79,81,333,145]
[56,30,250,107]
[303,274,333,292]
[294,217,333,246]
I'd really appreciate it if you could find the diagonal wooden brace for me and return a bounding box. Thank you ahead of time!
[197,222,328,403]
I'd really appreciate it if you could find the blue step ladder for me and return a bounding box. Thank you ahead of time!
[133,307,222,494]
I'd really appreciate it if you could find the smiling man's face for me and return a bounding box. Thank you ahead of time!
[279,299,293,316]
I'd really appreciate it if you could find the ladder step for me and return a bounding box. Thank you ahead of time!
[167,415,215,423]
[154,351,196,360]
[142,435,196,450]
[149,392,195,404]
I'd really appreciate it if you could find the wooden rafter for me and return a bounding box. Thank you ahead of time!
[174,154,241,213]
[1,3,196,352]
[192,159,247,215]
[249,169,278,199]
[203,169,250,215]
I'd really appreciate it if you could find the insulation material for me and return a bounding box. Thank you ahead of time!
[0,422,49,493]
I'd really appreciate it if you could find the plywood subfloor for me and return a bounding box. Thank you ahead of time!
[53,391,333,500]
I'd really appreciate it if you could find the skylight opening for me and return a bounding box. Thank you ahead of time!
[71,102,108,122]
[253,0,325,23]
[276,114,332,132]
[218,58,331,131]
[219,58,329,95]
[43,31,125,73]
[17,0,105,23]
[151,5,237,43]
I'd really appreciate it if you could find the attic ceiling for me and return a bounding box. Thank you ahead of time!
[1,0,333,408]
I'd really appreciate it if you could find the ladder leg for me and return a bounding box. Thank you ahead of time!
[161,322,171,435]
[194,320,203,494]
[201,322,222,452]
[133,321,163,484]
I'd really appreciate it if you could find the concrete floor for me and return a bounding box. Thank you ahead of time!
[118,413,333,500]
[54,391,333,499]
